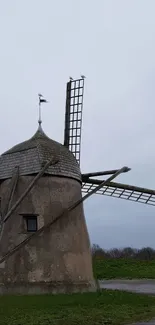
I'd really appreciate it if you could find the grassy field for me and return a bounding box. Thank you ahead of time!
[1,259,155,324]
[93,258,155,279]
[1,290,155,325]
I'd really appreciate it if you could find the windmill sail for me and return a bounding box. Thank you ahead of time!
[82,177,155,206]
[64,78,85,165]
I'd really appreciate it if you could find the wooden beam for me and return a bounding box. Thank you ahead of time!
[7,167,19,213]
[75,166,129,207]
[82,177,155,195]
[2,166,19,219]
[0,166,19,241]
[3,158,58,223]
[82,168,131,179]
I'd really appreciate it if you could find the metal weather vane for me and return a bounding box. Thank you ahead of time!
[38,93,48,126]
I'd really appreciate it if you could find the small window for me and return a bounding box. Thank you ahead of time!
[26,216,38,232]
[19,214,38,233]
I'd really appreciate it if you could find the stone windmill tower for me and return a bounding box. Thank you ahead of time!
[0,77,155,295]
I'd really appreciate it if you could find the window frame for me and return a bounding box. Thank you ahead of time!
[20,214,38,233]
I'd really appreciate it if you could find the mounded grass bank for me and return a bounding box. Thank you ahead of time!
[93,258,155,279]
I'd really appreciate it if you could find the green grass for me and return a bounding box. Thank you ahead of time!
[93,258,155,279]
[1,259,155,324]
[1,290,155,325]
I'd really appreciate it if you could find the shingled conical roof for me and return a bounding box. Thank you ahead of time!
[0,125,81,182]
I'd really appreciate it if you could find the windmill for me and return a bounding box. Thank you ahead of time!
[0,77,154,296]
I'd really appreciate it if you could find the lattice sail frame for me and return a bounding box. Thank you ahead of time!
[63,78,155,207]
[64,78,85,164]
[82,178,155,206]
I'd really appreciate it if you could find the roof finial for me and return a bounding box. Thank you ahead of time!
[38,93,48,129]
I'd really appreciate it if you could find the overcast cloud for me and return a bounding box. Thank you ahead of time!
[0,0,155,249]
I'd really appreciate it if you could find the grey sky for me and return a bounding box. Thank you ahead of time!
[0,0,155,249]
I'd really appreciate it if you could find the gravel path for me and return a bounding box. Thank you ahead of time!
[98,279,155,324]
[99,279,155,295]
[128,319,155,325]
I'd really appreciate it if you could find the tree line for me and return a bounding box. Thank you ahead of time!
[92,244,155,260]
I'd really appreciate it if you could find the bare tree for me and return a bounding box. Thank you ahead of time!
[92,244,155,260]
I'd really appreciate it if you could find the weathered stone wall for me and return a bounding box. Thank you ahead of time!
[0,175,96,294]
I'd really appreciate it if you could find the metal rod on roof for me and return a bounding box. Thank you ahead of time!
[39,100,41,125]
[38,93,42,126]
[38,93,48,127]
